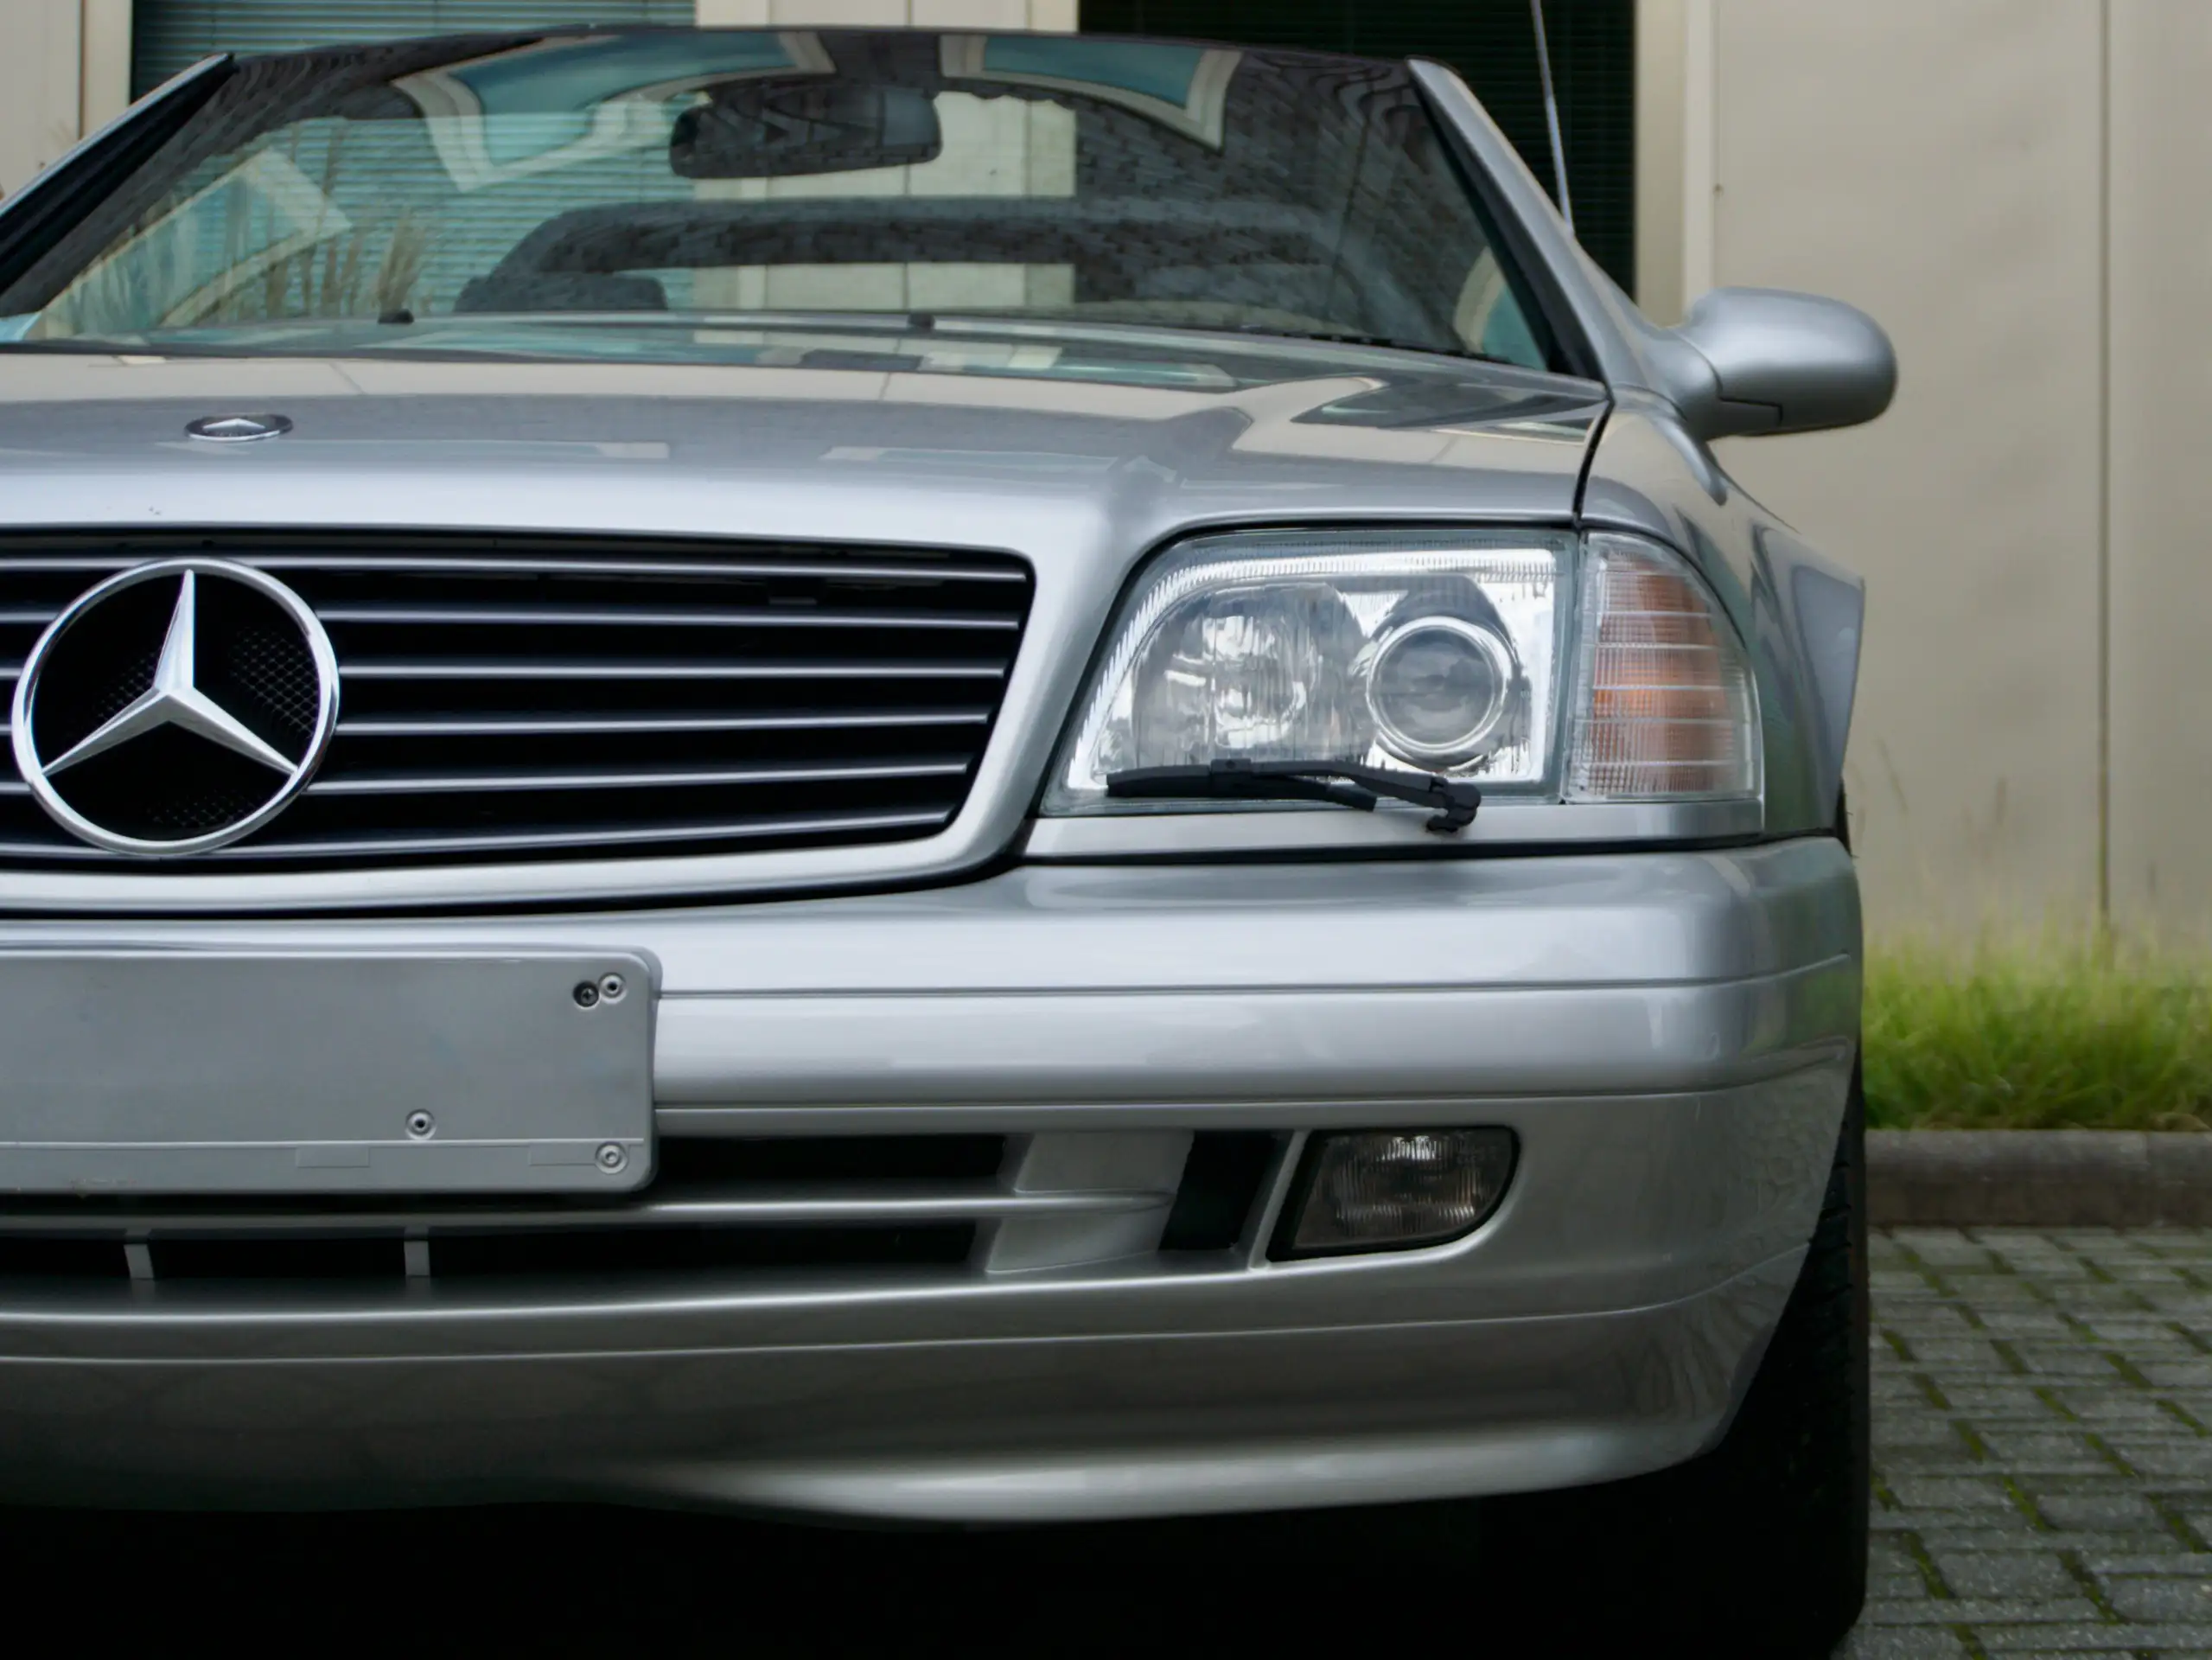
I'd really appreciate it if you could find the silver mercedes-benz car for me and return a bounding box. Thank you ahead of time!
[0,25,1891,1651]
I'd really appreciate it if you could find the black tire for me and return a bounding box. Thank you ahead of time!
[1485,1066,1871,1655]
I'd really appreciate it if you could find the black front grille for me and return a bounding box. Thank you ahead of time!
[0,533,1032,868]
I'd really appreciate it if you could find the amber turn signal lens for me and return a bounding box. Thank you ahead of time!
[1566,536,1758,800]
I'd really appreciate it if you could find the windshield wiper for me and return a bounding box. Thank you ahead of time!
[1106,758,1482,834]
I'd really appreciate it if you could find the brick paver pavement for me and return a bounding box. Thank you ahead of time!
[1839,1228,2212,1659]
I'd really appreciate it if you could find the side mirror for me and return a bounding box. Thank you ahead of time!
[1663,288,1896,441]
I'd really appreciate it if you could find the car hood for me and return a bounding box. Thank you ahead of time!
[0,348,1605,558]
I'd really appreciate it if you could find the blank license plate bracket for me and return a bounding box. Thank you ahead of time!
[0,949,655,1194]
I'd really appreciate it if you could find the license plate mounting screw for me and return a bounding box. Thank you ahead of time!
[405,1110,435,1139]
[572,981,600,1009]
[598,973,626,1002]
[596,1142,628,1173]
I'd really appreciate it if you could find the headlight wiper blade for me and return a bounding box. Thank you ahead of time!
[1105,758,1482,834]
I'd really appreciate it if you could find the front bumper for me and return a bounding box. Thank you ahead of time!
[0,839,1859,1519]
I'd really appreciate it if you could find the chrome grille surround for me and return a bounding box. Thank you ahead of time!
[0,534,1033,870]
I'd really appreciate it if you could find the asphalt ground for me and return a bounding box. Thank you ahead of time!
[5,1227,2206,1654]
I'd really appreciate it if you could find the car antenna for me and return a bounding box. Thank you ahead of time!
[1529,0,1575,235]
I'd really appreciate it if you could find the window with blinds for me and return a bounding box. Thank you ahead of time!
[132,2,698,99]
[1078,0,1635,301]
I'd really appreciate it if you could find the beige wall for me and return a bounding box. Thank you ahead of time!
[0,0,96,196]
[2107,4,2212,935]
[79,0,131,129]
[0,0,131,190]
[1642,0,2181,937]
[1632,0,1686,327]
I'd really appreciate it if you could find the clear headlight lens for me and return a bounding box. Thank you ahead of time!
[1565,533,1761,800]
[1046,532,1568,814]
[1043,529,1758,819]
[1364,616,1520,764]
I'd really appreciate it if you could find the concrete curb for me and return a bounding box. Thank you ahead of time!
[1870,1130,2212,1228]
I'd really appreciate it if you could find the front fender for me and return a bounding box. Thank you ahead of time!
[1580,393,1864,834]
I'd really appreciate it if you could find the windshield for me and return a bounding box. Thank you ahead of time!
[0,29,1556,369]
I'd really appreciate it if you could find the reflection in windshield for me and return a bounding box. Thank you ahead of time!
[63,316,1253,389]
[4,30,1555,370]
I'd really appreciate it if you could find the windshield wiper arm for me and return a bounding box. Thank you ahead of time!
[1106,758,1481,834]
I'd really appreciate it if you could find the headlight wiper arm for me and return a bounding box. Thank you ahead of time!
[1105,759,1482,834]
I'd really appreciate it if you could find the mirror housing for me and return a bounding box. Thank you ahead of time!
[671,81,942,180]
[1660,287,1896,441]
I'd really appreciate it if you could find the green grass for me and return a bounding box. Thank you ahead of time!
[1865,937,2212,1131]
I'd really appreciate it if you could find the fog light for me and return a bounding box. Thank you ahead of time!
[1274,1129,1516,1258]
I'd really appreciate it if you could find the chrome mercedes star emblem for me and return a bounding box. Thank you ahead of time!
[185,413,292,443]
[11,559,340,856]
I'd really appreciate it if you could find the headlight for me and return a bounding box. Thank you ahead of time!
[1043,528,1757,820]
[1046,530,1567,814]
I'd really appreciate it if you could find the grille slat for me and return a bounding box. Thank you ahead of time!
[316,604,1023,632]
[196,808,958,861]
[309,758,973,795]
[0,534,1032,870]
[340,659,1009,681]
[254,553,1031,584]
[0,554,1030,584]
[336,709,996,737]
